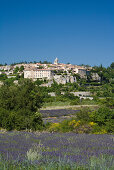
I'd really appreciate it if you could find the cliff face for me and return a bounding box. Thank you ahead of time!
[53,75,76,84]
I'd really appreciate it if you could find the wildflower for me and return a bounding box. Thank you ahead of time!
[89,122,96,126]
[74,120,81,128]
[68,120,77,126]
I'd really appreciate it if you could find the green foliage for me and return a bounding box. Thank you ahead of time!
[81,98,97,105]
[91,107,114,126]
[110,62,114,69]
[47,106,114,134]
[26,141,43,162]
[91,64,114,84]
[76,107,92,122]
[60,119,81,133]
[0,154,113,170]
[38,65,44,69]
[13,66,19,74]
[0,73,7,80]
[31,112,44,131]
[48,118,92,134]
[64,92,75,100]
[0,79,44,131]
[42,101,71,108]
[100,98,114,108]
[19,65,24,72]
[89,154,114,170]
[73,74,80,81]
[48,119,78,133]
[70,98,80,105]
[39,60,52,64]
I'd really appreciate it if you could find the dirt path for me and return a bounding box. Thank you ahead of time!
[41,105,98,110]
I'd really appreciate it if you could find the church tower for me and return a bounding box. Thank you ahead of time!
[54,57,59,65]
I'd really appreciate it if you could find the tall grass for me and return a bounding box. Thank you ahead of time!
[0,154,113,170]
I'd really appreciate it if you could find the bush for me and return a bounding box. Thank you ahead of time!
[0,108,15,131]
[75,107,92,122]
[48,123,60,132]
[90,107,114,133]
[100,98,114,108]
[91,107,114,126]
[0,108,44,131]
[70,99,80,105]
[31,112,44,131]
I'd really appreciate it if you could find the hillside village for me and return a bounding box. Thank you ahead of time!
[0,58,100,86]
[0,59,113,134]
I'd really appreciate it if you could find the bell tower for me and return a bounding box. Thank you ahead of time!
[54,57,59,65]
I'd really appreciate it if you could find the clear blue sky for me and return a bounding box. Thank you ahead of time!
[0,0,114,66]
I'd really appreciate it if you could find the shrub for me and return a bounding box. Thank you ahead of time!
[26,141,43,162]
[91,107,114,126]
[68,120,80,129]
[89,107,114,133]
[31,112,44,131]
[75,107,92,122]
[48,123,60,132]
[100,97,114,108]
[70,99,80,105]
[75,124,92,134]
[0,108,44,131]
[59,119,76,132]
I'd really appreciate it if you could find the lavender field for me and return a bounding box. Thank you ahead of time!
[0,131,114,169]
[40,109,80,124]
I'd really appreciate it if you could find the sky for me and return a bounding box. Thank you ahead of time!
[0,0,114,67]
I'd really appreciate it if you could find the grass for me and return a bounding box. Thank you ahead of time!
[42,101,71,108]
[81,99,97,105]
[42,101,98,110]
[0,154,113,170]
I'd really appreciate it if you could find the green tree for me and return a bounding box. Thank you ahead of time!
[19,65,24,72]
[13,66,19,74]
[0,79,44,130]
[110,62,114,69]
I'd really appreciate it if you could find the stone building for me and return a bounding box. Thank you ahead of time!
[73,67,87,78]
[24,68,54,80]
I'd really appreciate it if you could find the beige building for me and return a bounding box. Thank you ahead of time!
[24,68,54,80]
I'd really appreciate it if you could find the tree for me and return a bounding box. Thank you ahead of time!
[38,66,43,69]
[19,65,24,72]
[13,66,19,74]
[0,79,44,130]
[110,62,114,69]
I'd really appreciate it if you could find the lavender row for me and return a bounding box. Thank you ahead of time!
[40,109,80,118]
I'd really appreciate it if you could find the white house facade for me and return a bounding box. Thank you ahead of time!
[24,69,54,80]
